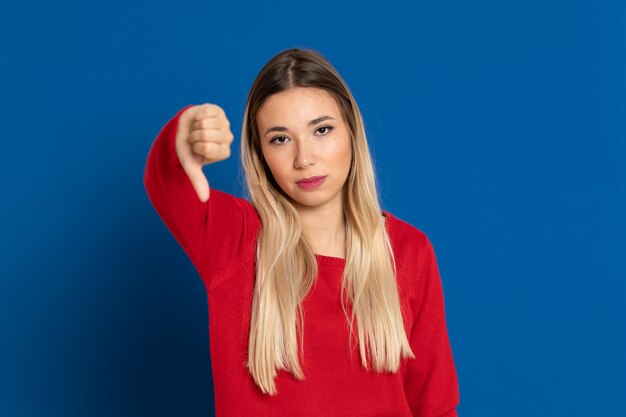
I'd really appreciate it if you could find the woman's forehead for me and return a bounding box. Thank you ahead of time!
[257,87,341,127]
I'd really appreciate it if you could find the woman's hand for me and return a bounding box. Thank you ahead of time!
[175,103,235,202]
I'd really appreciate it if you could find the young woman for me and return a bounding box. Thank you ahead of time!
[144,48,460,417]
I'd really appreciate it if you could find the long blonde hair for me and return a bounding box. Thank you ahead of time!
[240,48,415,395]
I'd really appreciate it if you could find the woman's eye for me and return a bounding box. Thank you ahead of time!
[269,126,333,145]
[316,126,334,135]
[270,136,289,145]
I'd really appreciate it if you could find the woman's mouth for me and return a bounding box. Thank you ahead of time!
[295,175,327,189]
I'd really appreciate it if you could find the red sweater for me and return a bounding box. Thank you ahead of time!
[143,105,460,417]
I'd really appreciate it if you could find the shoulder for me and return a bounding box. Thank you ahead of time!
[382,210,432,252]
[382,210,436,280]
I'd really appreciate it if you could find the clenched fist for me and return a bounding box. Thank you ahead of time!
[176,103,235,202]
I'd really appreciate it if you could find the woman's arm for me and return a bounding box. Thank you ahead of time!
[404,236,460,417]
[143,105,260,287]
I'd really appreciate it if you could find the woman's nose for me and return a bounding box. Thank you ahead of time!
[294,139,316,168]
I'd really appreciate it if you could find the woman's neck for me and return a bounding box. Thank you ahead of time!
[295,201,346,259]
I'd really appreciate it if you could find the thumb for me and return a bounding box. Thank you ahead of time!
[182,161,210,203]
[176,105,210,203]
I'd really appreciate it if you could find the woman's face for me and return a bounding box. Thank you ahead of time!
[256,87,352,212]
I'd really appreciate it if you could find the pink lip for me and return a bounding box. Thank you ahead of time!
[295,175,327,189]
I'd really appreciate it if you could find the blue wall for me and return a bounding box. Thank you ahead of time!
[1,1,624,416]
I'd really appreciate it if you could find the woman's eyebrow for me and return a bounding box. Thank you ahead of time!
[263,116,335,136]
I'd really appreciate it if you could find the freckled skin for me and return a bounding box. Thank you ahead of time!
[256,87,352,213]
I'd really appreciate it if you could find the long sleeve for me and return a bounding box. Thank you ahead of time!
[403,236,460,417]
[143,105,261,288]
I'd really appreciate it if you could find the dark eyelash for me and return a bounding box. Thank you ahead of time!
[317,125,334,134]
[269,135,288,145]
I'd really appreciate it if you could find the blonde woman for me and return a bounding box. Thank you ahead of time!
[144,48,460,417]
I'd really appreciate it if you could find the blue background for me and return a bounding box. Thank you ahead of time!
[1,0,624,416]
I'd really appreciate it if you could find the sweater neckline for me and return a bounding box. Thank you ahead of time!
[315,210,392,268]
[313,211,392,269]
[315,253,346,268]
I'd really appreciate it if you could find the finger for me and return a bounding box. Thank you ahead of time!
[193,103,224,121]
[188,128,233,145]
[181,161,210,203]
[191,117,223,131]
[192,141,230,161]
[188,127,221,144]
